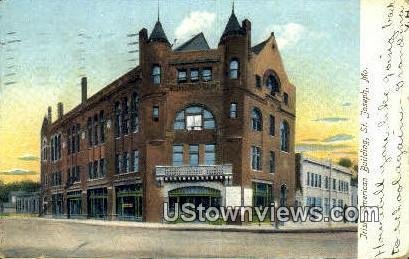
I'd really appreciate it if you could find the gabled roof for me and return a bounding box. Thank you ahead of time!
[251,39,268,54]
[149,20,170,44]
[175,33,210,52]
[219,10,244,42]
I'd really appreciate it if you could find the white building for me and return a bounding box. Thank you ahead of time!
[295,154,352,216]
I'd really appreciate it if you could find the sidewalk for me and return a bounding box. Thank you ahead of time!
[16,216,358,234]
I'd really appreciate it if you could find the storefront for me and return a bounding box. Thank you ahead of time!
[252,182,273,208]
[88,188,107,219]
[168,186,221,212]
[115,184,142,221]
[51,193,64,216]
[67,191,82,218]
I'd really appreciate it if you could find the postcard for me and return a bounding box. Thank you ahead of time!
[0,0,407,258]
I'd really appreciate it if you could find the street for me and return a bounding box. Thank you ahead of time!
[0,218,357,258]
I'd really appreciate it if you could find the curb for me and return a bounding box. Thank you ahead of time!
[5,217,358,234]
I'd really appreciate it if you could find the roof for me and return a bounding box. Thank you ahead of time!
[301,156,352,175]
[148,20,170,44]
[219,11,244,42]
[251,39,268,54]
[175,33,210,52]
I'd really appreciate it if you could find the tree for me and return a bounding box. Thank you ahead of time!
[338,158,352,168]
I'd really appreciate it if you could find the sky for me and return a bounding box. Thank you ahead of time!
[0,0,359,183]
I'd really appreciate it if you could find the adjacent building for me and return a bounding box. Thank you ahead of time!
[40,8,296,222]
[295,154,353,215]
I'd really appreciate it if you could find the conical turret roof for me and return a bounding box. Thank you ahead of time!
[149,20,170,44]
[220,8,244,42]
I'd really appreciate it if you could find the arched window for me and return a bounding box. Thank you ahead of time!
[152,65,161,84]
[280,121,290,152]
[229,59,239,79]
[251,107,263,131]
[174,105,216,131]
[266,74,280,94]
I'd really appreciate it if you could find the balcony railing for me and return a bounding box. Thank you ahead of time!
[155,164,232,184]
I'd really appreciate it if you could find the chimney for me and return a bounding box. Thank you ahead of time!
[47,106,52,123]
[81,77,87,104]
[57,102,64,119]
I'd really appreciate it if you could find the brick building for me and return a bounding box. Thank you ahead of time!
[40,8,296,222]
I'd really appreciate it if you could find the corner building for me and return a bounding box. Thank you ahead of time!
[40,9,296,222]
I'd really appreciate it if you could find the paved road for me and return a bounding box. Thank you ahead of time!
[0,218,357,258]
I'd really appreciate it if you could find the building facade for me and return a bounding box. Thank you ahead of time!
[295,154,352,216]
[40,9,296,222]
[15,191,40,214]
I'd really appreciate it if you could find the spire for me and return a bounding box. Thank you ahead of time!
[219,3,244,43]
[157,0,160,22]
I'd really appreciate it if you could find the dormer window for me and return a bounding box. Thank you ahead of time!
[190,69,199,81]
[177,69,187,83]
[152,65,161,84]
[202,68,212,81]
[229,59,239,79]
[266,74,279,94]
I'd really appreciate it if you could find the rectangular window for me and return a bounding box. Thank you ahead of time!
[131,150,139,172]
[269,151,275,174]
[99,111,105,143]
[123,152,129,173]
[177,69,187,83]
[332,178,336,190]
[251,146,262,171]
[269,115,275,136]
[99,159,105,178]
[202,68,212,81]
[122,98,129,135]
[318,175,322,188]
[325,176,329,189]
[115,154,120,174]
[88,162,93,179]
[152,106,159,121]
[172,145,184,166]
[186,114,202,130]
[93,161,98,178]
[94,115,99,145]
[284,92,289,105]
[189,144,199,166]
[229,103,237,118]
[324,198,330,215]
[307,172,310,186]
[204,144,216,165]
[256,75,261,88]
[190,69,199,81]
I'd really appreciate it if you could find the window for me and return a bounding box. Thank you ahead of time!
[307,172,310,186]
[115,154,120,174]
[189,145,199,166]
[269,151,275,174]
[318,175,322,188]
[324,198,330,215]
[131,150,139,172]
[280,121,290,152]
[229,103,237,118]
[202,68,212,81]
[152,65,161,84]
[174,105,216,130]
[332,178,336,190]
[229,59,239,79]
[76,124,81,151]
[325,176,329,189]
[152,106,159,121]
[253,182,273,208]
[99,159,106,178]
[283,92,289,105]
[115,102,121,137]
[256,75,261,88]
[269,115,275,136]
[122,98,129,135]
[190,69,199,81]
[130,93,139,132]
[251,146,262,170]
[266,74,279,94]
[88,162,93,179]
[99,111,105,143]
[177,69,187,83]
[123,152,129,173]
[172,145,183,166]
[93,114,99,145]
[204,144,216,165]
[251,108,263,131]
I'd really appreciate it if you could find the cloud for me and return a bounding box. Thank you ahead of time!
[175,11,216,43]
[341,102,352,107]
[323,134,354,143]
[0,169,38,176]
[262,23,305,49]
[313,117,349,123]
[295,143,351,152]
[301,138,320,142]
[18,154,39,161]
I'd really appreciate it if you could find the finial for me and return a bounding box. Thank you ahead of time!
[157,0,160,22]
[232,0,235,14]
